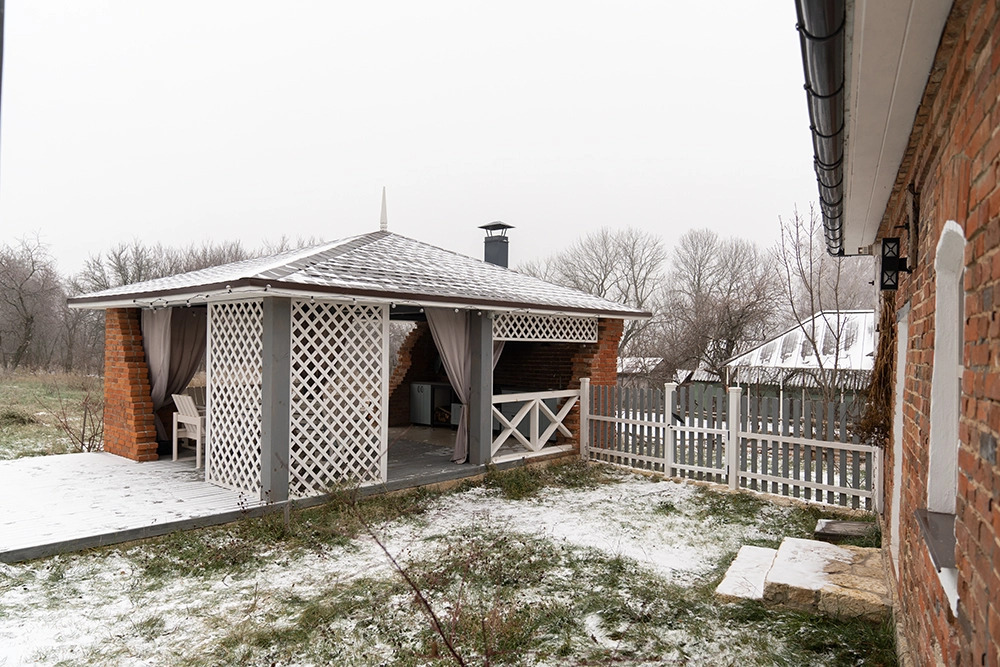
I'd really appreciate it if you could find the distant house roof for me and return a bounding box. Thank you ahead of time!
[725,310,876,389]
[68,231,650,318]
[616,357,663,375]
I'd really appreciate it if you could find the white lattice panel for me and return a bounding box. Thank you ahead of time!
[493,313,598,343]
[289,301,387,497]
[206,300,263,496]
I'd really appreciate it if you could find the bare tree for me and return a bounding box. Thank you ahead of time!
[520,227,667,354]
[0,237,63,370]
[661,229,781,378]
[775,205,876,401]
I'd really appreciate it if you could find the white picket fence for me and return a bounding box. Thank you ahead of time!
[580,378,880,510]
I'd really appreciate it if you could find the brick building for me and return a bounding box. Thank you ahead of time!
[795,0,998,663]
[70,230,645,502]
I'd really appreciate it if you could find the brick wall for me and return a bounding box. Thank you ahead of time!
[877,1,999,663]
[387,323,449,427]
[103,308,158,461]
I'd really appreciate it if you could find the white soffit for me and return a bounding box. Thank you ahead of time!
[843,0,952,253]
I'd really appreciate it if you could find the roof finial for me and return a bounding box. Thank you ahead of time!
[379,186,388,232]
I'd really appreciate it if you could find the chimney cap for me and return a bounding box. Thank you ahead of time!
[479,221,514,237]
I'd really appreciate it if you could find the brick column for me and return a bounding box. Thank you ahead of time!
[564,318,624,449]
[103,308,158,461]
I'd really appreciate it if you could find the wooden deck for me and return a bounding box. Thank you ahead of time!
[0,452,266,563]
[0,431,575,563]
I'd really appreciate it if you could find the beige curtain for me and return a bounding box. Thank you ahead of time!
[142,307,208,441]
[425,308,503,463]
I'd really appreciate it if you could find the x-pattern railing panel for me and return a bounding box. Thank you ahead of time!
[491,390,579,455]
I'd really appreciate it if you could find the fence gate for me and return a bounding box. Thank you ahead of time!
[583,381,877,509]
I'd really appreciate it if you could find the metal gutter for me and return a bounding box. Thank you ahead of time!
[795,0,847,256]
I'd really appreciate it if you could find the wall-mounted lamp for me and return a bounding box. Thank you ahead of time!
[880,237,910,290]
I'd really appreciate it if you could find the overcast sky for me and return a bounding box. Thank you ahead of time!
[0,1,818,277]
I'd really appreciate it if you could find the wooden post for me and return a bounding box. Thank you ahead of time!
[380,304,390,484]
[665,382,676,476]
[579,377,591,460]
[468,311,493,466]
[260,297,291,503]
[727,386,742,490]
[873,444,884,513]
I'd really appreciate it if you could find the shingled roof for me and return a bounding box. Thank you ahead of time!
[68,231,649,318]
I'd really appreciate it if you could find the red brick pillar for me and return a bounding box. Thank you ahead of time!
[565,318,624,450]
[103,308,158,461]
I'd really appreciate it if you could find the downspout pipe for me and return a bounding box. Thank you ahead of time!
[795,0,847,256]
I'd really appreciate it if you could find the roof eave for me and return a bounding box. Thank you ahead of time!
[841,0,952,253]
[795,0,952,256]
[68,278,650,319]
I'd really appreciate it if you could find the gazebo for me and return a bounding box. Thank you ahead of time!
[69,230,646,501]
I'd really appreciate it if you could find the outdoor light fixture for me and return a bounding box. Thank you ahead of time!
[880,237,910,290]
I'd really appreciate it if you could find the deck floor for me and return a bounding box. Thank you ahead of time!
[0,452,266,563]
[0,429,569,563]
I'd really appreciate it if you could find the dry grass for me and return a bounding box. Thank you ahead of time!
[0,371,103,459]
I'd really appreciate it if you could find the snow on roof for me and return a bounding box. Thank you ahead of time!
[69,231,649,318]
[617,357,663,374]
[724,311,876,389]
[726,310,875,373]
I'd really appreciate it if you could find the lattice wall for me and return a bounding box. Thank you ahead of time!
[206,300,263,496]
[493,312,598,343]
[289,301,387,497]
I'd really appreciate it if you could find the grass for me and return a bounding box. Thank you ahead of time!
[0,371,100,459]
[0,459,895,665]
[131,486,437,582]
[127,467,893,664]
[482,460,620,500]
[199,515,896,665]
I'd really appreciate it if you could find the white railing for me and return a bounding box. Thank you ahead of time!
[491,389,580,456]
[582,380,879,509]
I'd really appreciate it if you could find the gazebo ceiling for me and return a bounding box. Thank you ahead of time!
[68,231,649,319]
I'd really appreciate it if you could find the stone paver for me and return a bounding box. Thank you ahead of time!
[716,536,891,621]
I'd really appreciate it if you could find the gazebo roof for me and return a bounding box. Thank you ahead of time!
[68,230,649,318]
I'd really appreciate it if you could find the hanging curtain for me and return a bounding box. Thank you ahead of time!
[425,308,503,463]
[142,307,208,441]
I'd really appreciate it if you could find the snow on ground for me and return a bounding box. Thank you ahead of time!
[0,473,780,665]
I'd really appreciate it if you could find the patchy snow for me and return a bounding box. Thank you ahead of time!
[0,472,817,665]
[765,537,854,591]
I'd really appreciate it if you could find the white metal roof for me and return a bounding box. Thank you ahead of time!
[616,357,663,375]
[68,231,649,318]
[726,310,876,373]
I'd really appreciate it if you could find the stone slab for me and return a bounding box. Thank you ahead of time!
[715,545,778,601]
[763,537,890,620]
[814,519,876,543]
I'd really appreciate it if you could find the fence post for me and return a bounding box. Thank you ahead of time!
[665,382,676,476]
[579,377,591,461]
[727,386,742,490]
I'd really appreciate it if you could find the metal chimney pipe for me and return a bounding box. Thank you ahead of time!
[479,221,514,268]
